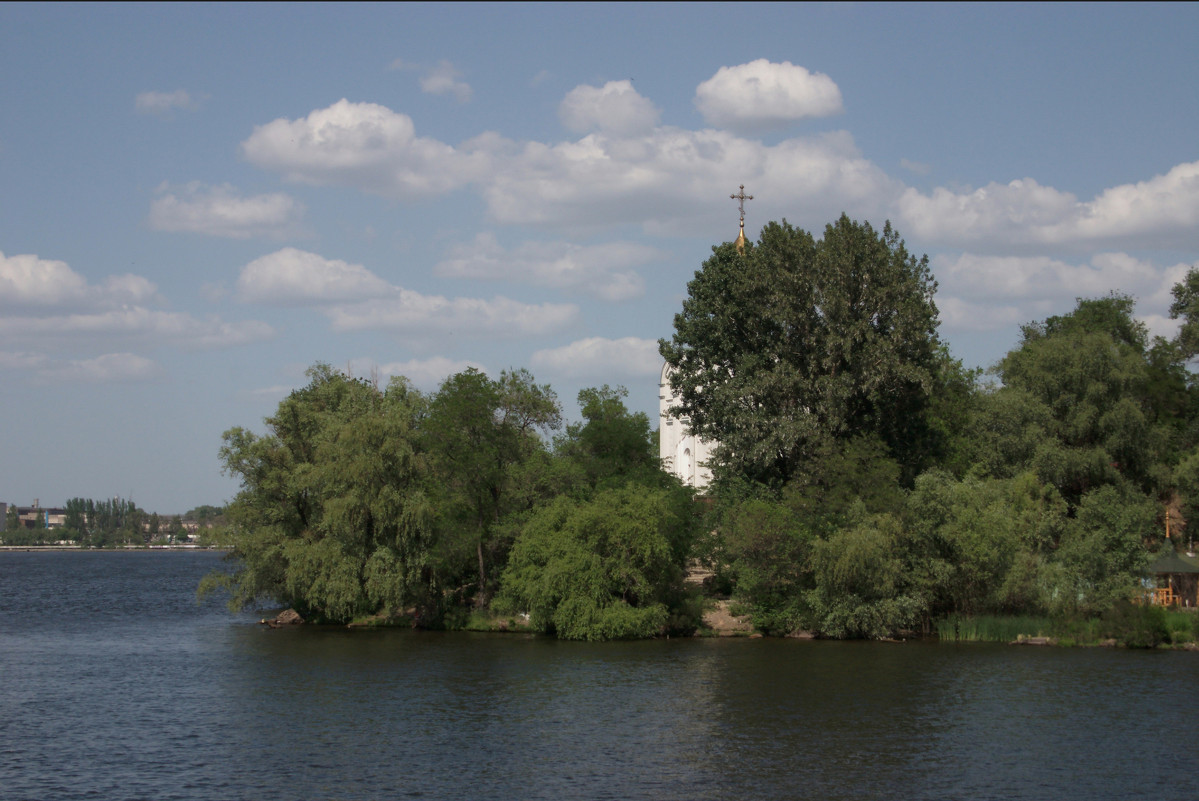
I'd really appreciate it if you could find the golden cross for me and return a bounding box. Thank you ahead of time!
[730,184,753,226]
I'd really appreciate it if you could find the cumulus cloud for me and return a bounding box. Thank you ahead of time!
[0,350,47,370]
[933,251,1194,338]
[235,247,577,342]
[38,353,161,382]
[326,293,576,338]
[531,337,662,378]
[0,308,275,349]
[239,98,895,233]
[898,161,1199,250]
[559,80,660,137]
[484,127,898,234]
[149,183,305,239]
[0,251,159,310]
[419,60,472,102]
[694,59,843,133]
[240,99,489,198]
[435,233,661,301]
[936,296,1032,334]
[933,252,1162,303]
[238,248,392,305]
[135,89,200,115]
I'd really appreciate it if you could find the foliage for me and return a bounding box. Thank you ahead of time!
[721,499,813,635]
[987,294,1177,505]
[1098,601,1171,648]
[660,215,941,488]
[495,484,698,640]
[206,364,433,622]
[423,368,561,606]
[805,514,927,639]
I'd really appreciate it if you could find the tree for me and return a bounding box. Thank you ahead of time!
[423,368,561,606]
[557,385,660,490]
[660,215,941,489]
[987,294,1174,505]
[1169,265,1199,361]
[204,364,434,622]
[495,483,697,640]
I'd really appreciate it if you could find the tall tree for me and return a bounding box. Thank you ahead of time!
[424,368,561,605]
[659,215,941,488]
[206,364,433,622]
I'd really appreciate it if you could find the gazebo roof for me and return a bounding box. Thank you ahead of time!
[1149,549,1199,575]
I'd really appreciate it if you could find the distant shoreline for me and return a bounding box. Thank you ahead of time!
[0,545,225,552]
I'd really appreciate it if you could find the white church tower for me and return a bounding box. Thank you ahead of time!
[659,362,714,490]
[658,185,752,492]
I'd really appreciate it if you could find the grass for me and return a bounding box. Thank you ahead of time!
[936,614,1057,643]
[937,607,1199,648]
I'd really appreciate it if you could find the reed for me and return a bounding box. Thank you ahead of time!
[936,614,1056,642]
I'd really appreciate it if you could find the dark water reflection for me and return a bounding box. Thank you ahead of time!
[2,551,1196,800]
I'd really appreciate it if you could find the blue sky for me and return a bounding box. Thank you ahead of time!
[3,3,1198,513]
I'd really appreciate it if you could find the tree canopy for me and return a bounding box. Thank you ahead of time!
[659,214,941,488]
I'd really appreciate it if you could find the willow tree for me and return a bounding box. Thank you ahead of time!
[204,364,433,622]
[659,215,941,488]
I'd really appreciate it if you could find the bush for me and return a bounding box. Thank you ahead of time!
[1099,601,1171,648]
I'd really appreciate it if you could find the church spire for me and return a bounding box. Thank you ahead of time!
[730,184,753,254]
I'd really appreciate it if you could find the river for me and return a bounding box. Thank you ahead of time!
[1,550,1196,800]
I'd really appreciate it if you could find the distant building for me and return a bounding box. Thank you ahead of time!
[659,362,714,490]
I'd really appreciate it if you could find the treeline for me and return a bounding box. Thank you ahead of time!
[203,367,698,639]
[3,499,224,547]
[209,215,1199,640]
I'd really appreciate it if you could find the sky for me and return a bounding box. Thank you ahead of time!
[2,3,1198,513]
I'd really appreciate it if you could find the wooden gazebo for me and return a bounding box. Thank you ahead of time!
[1147,549,1199,607]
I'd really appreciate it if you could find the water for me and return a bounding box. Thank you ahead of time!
[2,551,1197,800]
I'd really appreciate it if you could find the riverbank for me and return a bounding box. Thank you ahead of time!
[0,544,221,551]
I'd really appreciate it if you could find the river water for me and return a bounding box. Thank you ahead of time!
[2,550,1196,800]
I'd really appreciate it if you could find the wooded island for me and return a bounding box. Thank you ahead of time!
[203,216,1199,646]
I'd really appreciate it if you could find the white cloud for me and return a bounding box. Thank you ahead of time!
[559,80,660,137]
[235,246,578,342]
[898,161,1199,250]
[241,99,895,233]
[38,353,160,382]
[486,127,898,234]
[377,356,487,388]
[694,60,843,133]
[419,60,472,102]
[0,350,47,370]
[149,183,305,239]
[0,251,159,310]
[435,234,660,301]
[0,308,274,349]
[936,297,1031,334]
[238,248,392,305]
[531,337,662,378]
[933,252,1162,303]
[135,89,199,115]
[934,251,1194,337]
[326,293,577,338]
[240,99,489,198]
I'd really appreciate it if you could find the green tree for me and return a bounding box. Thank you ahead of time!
[987,294,1176,506]
[806,513,926,639]
[495,483,697,640]
[660,215,941,488]
[204,364,433,622]
[557,385,660,490]
[423,368,561,606]
[722,499,814,635]
[1169,265,1199,361]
